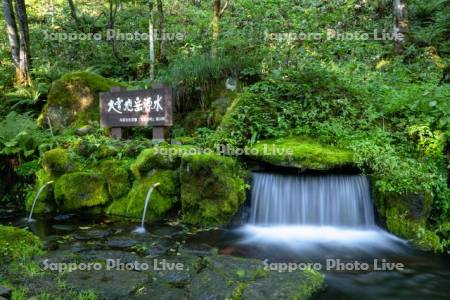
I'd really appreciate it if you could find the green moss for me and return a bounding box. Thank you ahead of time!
[247,136,354,170]
[375,187,442,252]
[39,71,124,130]
[180,154,247,226]
[130,145,197,179]
[42,148,74,177]
[106,170,179,221]
[385,207,443,252]
[25,169,55,214]
[0,226,43,262]
[54,172,108,211]
[99,160,130,200]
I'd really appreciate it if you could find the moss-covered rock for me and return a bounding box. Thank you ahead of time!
[375,188,443,252]
[99,160,130,200]
[25,169,55,214]
[247,136,354,170]
[180,154,247,226]
[130,145,197,179]
[0,226,43,262]
[54,172,108,211]
[42,148,74,177]
[106,170,179,221]
[39,71,123,131]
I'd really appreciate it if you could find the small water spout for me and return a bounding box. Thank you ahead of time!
[28,181,54,222]
[134,182,161,234]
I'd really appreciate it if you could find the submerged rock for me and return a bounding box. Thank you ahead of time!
[64,269,147,299]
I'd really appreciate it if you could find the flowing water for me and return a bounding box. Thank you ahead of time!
[134,182,160,233]
[27,181,54,222]
[2,173,449,299]
[187,172,450,299]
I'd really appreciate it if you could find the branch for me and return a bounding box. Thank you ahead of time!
[219,0,228,18]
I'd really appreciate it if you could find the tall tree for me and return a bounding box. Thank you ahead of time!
[2,0,31,85]
[148,0,155,81]
[67,0,79,26]
[156,0,167,64]
[211,0,228,57]
[107,0,121,61]
[393,0,408,54]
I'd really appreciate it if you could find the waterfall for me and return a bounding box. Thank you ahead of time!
[249,173,374,227]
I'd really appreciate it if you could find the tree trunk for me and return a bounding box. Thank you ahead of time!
[2,0,20,68]
[156,0,167,64]
[67,0,79,26]
[446,140,450,188]
[393,0,408,55]
[148,0,155,81]
[211,0,227,57]
[108,0,121,61]
[15,0,31,84]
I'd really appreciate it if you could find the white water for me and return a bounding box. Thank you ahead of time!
[27,181,54,222]
[134,182,160,234]
[240,173,404,250]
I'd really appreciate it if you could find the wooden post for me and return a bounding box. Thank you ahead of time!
[152,126,165,142]
[110,86,126,139]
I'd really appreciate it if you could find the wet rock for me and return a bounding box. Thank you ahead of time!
[0,285,11,299]
[242,270,324,299]
[136,281,188,300]
[72,229,112,240]
[106,237,138,250]
[190,268,236,299]
[51,224,76,232]
[65,269,148,299]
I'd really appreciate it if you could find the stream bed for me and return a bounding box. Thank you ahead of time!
[2,214,450,300]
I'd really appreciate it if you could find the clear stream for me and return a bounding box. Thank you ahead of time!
[2,172,449,299]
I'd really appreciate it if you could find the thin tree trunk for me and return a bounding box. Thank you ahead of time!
[148,0,155,81]
[211,0,227,57]
[156,0,166,64]
[13,0,31,85]
[108,0,121,61]
[393,0,408,54]
[67,0,79,26]
[3,0,20,68]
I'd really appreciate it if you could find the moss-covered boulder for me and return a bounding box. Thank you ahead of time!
[39,71,123,131]
[130,145,197,179]
[180,154,247,226]
[106,170,179,221]
[0,226,43,262]
[54,172,108,211]
[25,169,55,214]
[247,136,354,170]
[99,160,130,200]
[42,148,75,177]
[375,189,443,252]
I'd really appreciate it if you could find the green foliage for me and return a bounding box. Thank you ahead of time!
[0,112,47,157]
